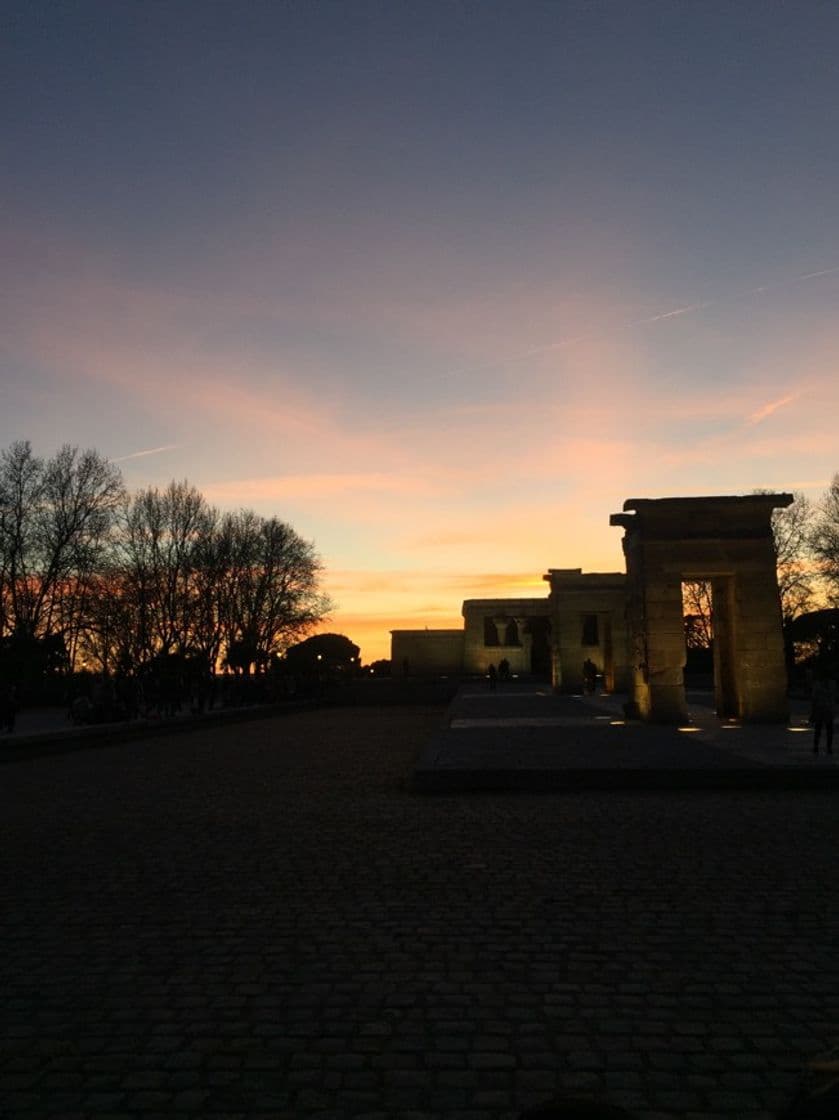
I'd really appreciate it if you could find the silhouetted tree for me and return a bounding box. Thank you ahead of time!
[108,497,331,677]
[189,513,235,675]
[222,512,332,673]
[757,489,817,623]
[682,580,713,650]
[785,608,839,669]
[119,480,216,664]
[284,632,360,675]
[0,440,41,641]
[75,569,146,676]
[811,473,839,606]
[0,441,335,693]
[0,441,123,650]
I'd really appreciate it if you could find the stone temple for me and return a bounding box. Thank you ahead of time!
[391,493,793,723]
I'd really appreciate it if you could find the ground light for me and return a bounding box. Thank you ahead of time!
[609,719,625,726]
[678,726,701,732]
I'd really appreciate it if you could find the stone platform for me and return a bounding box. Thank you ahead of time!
[414,681,837,792]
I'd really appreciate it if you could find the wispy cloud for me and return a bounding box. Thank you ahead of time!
[746,393,799,426]
[202,472,434,504]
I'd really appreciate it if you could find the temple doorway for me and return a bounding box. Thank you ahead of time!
[681,578,738,719]
[527,617,552,679]
[611,495,791,724]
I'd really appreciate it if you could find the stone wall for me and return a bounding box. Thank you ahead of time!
[542,569,630,693]
[462,598,549,675]
[390,630,464,676]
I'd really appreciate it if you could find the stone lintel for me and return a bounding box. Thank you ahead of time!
[621,494,793,513]
[390,628,463,636]
[461,598,547,621]
[611,496,794,549]
[543,569,626,587]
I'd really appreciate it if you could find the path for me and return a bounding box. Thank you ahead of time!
[2,704,838,1119]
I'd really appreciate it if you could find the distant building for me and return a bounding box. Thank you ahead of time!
[391,568,629,692]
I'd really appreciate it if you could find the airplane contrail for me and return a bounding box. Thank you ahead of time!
[634,264,839,329]
[113,444,179,463]
[795,265,839,281]
[636,301,711,325]
[441,262,839,379]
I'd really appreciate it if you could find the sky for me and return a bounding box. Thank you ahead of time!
[3,1,839,662]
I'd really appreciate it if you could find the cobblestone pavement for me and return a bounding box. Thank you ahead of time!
[2,704,838,1120]
[417,684,833,791]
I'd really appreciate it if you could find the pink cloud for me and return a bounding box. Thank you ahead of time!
[6,217,839,646]
[747,392,799,426]
[202,472,434,503]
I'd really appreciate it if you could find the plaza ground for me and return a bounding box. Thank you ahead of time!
[416,682,836,791]
[2,700,838,1119]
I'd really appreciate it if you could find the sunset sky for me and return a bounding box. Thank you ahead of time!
[3,2,839,661]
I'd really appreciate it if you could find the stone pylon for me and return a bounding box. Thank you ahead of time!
[610,494,792,724]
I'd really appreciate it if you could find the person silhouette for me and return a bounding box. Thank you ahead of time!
[583,658,597,695]
[810,669,835,755]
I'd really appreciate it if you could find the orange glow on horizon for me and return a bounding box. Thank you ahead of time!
[320,567,561,663]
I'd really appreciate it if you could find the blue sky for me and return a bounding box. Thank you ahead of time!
[3,2,839,658]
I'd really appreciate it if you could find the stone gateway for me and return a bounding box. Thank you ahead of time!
[391,492,792,724]
[610,494,792,724]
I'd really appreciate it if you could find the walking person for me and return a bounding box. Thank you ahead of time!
[810,669,835,755]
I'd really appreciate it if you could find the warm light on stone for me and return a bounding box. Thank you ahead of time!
[392,493,794,728]
[610,494,792,725]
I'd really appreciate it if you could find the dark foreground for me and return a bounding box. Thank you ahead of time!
[1,705,837,1120]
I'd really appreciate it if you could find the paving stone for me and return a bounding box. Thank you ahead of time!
[470,1089,513,1108]
[3,705,839,1118]
[436,1071,480,1089]
[125,1089,173,1108]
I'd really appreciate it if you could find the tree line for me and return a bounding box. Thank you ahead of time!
[4,438,838,690]
[0,440,332,686]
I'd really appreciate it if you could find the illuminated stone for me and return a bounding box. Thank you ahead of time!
[610,494,792,724]
[392,493,793,728]
[541,568,629,694]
